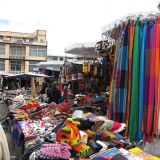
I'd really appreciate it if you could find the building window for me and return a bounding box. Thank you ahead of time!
[29,46,46,57]
[0,60,5,71]
[29,61,39,72]
[11,61,21,71]
[11,46,23,56]
[53,56,58,60]
[59,57,64,61]
[0,44,5,55]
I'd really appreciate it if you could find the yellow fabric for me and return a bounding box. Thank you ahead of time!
[129,147,160,160]
[83,63,90,73]
[128,147,142,153]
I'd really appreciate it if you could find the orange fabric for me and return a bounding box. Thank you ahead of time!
[125,22,134,135]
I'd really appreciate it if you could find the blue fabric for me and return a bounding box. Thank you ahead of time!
[12,121,23,147]
[137,20,147,142]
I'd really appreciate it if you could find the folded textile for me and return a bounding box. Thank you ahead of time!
[99,120,126,133]
[36,142,71,159]
[23,142,42,160]
[111,154,128,160]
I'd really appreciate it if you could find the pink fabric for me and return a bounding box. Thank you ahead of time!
[40,143,71,159]
[111,122,122,132]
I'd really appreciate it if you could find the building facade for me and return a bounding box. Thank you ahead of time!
[0,30,47,74]
[38,55,77,72]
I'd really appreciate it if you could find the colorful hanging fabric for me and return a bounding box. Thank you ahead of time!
[137,19,147,142]
[153,18,160,136]
[125,20,134,135]
[142,21,151,140]
[129,18,140,142]
[118,23,129,122]
[109,15,160,142]
[146,20,155,139]
[109,27,123,120]
[157,17,160,135]
[109,24,128,122]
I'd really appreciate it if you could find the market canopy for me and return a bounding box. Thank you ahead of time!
[5,72,51,78]
[38,61,64,71]
[65,42,97,59]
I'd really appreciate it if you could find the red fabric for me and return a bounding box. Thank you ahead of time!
[103,157,113,160]
[77,95,92,101]
[57,102,69,112]
[59,76,64,95]
[21,102,40,110]
[111,139,126,148]
[111,122,122,132]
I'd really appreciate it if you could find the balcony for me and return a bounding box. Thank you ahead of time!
[9,54,25,60]
[0,38,47,46]
[9,71,25,74]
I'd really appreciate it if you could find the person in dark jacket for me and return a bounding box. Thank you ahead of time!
[40,78,50,94]
[47,82,61,104]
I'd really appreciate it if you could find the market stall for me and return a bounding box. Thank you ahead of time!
[5,93,160,160]
[3,72,51,98]
[2,12,160,160]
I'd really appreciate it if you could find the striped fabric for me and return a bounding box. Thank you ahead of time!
[109,16,160,142]
[109,23,129,123]
[125,21,134,134]
[109,26,123,121]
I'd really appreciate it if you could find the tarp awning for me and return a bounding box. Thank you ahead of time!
[65,42,97,58]
[5,72,51,78]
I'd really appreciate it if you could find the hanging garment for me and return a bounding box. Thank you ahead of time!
[137,19,147,142]
[146,20,155,139]
[157,17,160,135]
[109,26,124,121]
[118,23,129,122]
[125,20,134,135]
[83,62,90,74]
[129,18,140,142]
[142,21,152,140]
[110,23,129,123]
[154,18,160,136]
[109,27,121,120]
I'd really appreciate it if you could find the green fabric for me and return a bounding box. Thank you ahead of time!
[129,19,140,142]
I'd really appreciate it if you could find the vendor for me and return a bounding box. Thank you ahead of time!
[47,82,61,104]
[40,78,50,95]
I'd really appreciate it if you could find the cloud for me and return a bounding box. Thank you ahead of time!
[0,0,158,56]
[0,19,10,26]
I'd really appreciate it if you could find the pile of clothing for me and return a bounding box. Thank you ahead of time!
[55,115,128,159]
[34,143,71,160]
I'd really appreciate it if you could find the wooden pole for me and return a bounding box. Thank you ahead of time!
[31,77,35,98]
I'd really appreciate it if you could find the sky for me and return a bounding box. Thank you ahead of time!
[0,0,159,56]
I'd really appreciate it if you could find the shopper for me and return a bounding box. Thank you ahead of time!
[47,82,61,104]
[40,78,49,95]
[63,83,68,102]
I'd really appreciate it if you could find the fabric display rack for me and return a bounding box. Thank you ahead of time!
[107,12,160,148]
